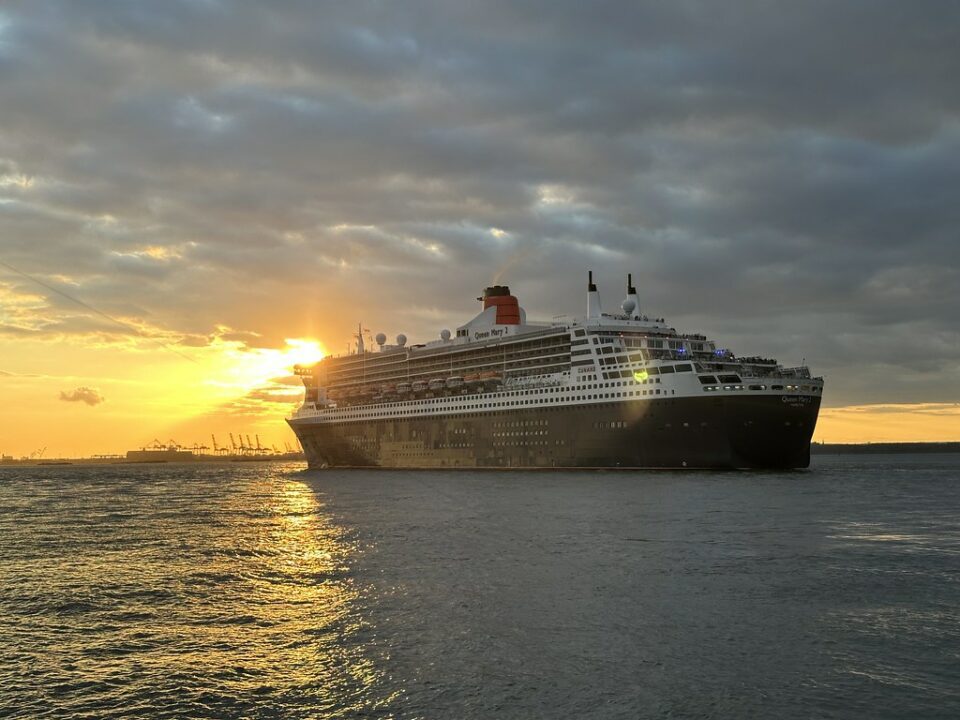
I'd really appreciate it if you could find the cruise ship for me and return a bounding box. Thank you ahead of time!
[288,273,823,469]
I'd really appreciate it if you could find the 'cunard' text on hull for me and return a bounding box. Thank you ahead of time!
[288,274,823,469]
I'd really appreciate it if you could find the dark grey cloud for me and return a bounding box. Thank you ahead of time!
[59,386,105,406]
[1,0,959,405]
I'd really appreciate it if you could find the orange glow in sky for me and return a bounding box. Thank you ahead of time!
[0,330,328,458]
[2,321,958,459]
[211,338,325,394]
[0,276,957,458]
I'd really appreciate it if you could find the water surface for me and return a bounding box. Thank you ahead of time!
[1,455,958,718]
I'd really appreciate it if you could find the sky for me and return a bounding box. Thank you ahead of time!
[1,0,959,457]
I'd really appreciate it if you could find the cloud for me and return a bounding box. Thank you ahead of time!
[244,387,303,404]
[58,386,105,406]
[0,1,958,408]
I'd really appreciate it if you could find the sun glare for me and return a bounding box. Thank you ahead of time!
[216,338,325,392]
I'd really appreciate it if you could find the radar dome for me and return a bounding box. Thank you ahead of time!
[396,333,407,347]
[375,332,387,346]
[440,329,451,341]
[621,298,637,315]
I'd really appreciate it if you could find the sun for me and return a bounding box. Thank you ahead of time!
[216,338,325,392]
[280,338,326,368]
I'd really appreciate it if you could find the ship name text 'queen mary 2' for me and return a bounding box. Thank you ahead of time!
[289,273,823,469]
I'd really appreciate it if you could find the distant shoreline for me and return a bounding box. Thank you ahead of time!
[0,454,306,467]
[4,445,959,466]
[812,442,960,455]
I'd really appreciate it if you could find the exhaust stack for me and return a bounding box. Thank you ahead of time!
[481,285,521,324]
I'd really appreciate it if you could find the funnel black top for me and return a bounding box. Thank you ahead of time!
[482,285,512,298]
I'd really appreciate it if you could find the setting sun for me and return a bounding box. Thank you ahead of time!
[213,338,325,393]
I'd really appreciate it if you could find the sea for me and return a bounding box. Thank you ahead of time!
[1,455,959,719]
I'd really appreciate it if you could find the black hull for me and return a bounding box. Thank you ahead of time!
[290,394,820,470]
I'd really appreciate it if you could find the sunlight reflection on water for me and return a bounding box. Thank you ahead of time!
[0,465,400,719]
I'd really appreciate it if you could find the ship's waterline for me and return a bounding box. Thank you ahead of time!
[289,274,823,469]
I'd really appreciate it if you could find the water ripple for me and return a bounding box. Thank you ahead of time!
[1,456,959,718]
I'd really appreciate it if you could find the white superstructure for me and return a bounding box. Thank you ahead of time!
[291,274,823,426]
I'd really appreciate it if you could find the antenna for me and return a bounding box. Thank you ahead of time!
[587,270,602,317]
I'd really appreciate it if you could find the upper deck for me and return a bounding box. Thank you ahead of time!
[293,275,822,413]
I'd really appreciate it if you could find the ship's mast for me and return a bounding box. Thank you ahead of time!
[625,273,641,319]
[587,270,602,318]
